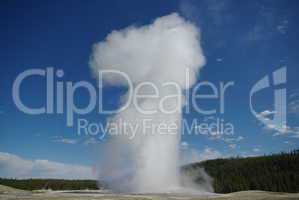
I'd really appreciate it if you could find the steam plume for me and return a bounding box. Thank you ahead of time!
[90,13,205,193]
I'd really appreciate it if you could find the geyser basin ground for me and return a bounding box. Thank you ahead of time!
[1,186,299,200]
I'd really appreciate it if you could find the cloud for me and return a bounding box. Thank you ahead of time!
[223,136,244,143]
[289,100,299,114]
[180,141,189,150]
[198,116,243,143]
[276,20,288,34]
[258,110,276,117]
[196,147,222,161]
[209,133,244,147]
[256,109,299,137]
[253,148,260,152]
[262,122,293,136]
[0,152,93,179]
[245,4,279,42]
[181,147,222,165]
[288,127,299,138]
[83,137,99,146]
[284,141,295,145]
[271,125,295,136]
[208,132,245,145]
[288,91,299,115]
[53,138,77,144]
[216,58,223,62]
[290,91,299,99]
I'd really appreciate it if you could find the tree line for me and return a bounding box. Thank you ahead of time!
[0,179,99,191]
[182,149,299,193]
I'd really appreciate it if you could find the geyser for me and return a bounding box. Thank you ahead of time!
[90,13,205,193]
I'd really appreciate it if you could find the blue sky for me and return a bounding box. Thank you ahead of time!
[0,0,298,179]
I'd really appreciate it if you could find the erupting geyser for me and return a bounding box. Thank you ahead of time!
[90,13,206,193]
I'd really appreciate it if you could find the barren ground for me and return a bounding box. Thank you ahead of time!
[1,185,299,200]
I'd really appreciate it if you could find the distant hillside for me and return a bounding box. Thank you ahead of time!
[182,149,299,193]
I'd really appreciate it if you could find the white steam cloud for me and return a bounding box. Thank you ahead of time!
[90,13,206,193]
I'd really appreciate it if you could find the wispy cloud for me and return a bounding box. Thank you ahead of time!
[276,20,288,34]
[223,136,244,143]
[288,91,299,115]
[209,133,245,149]
[181,147,222,165]
[180,141,189,150]
[256,109,299,138]
[244,4,288,42]
[253,147,260,152]
[52,137,78,144]
[216,58,223,62]
[83,137,99,146]
[0,152,93,179]
[289,100,299,114]
[199,116,244,144]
